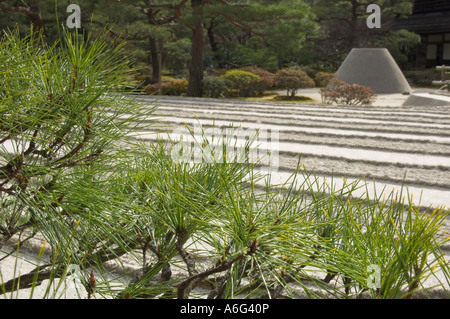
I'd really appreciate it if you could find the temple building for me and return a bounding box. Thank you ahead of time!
[395,0,450,68]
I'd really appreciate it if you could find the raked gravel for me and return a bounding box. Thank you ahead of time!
[2,91,450,298]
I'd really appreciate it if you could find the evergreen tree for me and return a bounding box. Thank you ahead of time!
[304,0,417,69]
[0,1,320,94]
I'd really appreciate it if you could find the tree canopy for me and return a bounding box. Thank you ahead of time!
[0,0,420,94]
[304,0,419,69]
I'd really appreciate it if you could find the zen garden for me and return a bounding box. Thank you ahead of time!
[1,0,450,306]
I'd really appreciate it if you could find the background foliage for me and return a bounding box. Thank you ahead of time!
[0,0,421,96]
[1,1,449,300]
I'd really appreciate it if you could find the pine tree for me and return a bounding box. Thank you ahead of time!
[304,0,417,68]
[0,1,318,96]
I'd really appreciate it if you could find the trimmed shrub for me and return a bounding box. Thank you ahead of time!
[221,69,260,97]
[321,81,376,106]
[324,78,347,90]
[274,68,315,98]
[253,75,274,96]
[144,79,188,96]
[144,83,167,95]
[403,69,442,87]
[319,78,346,103]
[212,68,228,76]
[160,79,188,96]
[239,66,275,81]
[315,72,336,88]
[161,75,177,83]
[239,66,275,95]
[202,76,228,98]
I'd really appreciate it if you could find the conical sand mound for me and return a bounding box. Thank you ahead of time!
[335,48,412,94]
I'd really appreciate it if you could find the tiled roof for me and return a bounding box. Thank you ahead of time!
[413,0,450,13]
[394,10,450,33]
[394,0,450,33]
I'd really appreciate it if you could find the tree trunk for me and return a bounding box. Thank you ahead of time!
[149,37,162,84]
[207,22,225,69]
[278,57,284,70]
[348,0,359,49]
[0,3,43,31]
[147,9,162,84]
[187,0,205,97]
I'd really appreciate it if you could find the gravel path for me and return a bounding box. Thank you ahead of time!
[134,95,450,210]
[3,93,450,299]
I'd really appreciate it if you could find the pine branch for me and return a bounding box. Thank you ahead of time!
[177,253,246,299]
